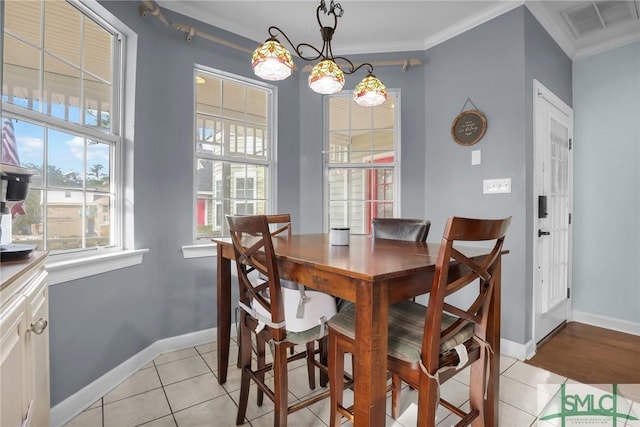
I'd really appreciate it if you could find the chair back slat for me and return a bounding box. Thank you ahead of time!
[266,214,292,238]
[227,215,286,340]
[421,216,511,373]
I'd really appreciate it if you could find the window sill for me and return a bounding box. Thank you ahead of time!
[46,249,149,286]
[181,243,217,259]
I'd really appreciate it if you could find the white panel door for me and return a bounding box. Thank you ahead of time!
[533,80,574,344]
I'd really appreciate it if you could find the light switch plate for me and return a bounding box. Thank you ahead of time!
[471,150,481,165]
[483,178,511,194]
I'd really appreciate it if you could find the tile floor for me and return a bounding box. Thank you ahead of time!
[63,339,639,427]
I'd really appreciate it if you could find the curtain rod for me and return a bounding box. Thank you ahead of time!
[139,1,252,54]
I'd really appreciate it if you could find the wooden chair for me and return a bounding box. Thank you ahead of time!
[328,216,511,427]
[372,217,431,242]
[237,214,295,365]
[227,215,338,427]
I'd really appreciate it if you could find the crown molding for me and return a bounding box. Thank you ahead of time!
[421,1,524,51]
[574,30,640,59]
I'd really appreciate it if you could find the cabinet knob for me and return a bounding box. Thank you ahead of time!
[28,317,48,335]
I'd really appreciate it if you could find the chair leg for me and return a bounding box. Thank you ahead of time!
[319,336,329,388]
[469,358,487,427]
[391,373,402,419]
[416,371,440,427]
[272,341,289,427]
[256,333,266,407]
[236,316,252,425]
[306,342,317,390]
[329,331,345,427]
[236,324,242,368]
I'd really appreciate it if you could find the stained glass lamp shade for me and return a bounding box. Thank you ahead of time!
[308,59,345,95]
[252,39,294,81]
[353,73,387,107]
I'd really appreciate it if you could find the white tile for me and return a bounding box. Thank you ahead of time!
[200,350,216,372]
[228,376,299,422]
[103,388,171,427]
[85,399,102,411]
[500,355,518,373]
[154,348,199,365]
[156,355,211,386]
[499,375,553,417]
[164,372,227,412]
[502,361,566,387]
[64,407,102,427]
[286,363,329,401]
[173,395,239,427]
[195,341,216,354]
[141,361,155,370]
[138,415,177,427]
[440,378,470,407]
[499,401,536,426]
[104,367,162,403]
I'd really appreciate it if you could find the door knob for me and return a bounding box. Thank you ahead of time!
[538,229,551,238]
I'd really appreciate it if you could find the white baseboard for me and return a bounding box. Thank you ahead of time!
[572,310,640,336]
[500,337,536,361]
[50,327,228,427]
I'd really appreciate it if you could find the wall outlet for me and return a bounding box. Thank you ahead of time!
[483,178,511,194]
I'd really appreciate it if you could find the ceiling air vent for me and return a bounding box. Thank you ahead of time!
[561,1,640,38]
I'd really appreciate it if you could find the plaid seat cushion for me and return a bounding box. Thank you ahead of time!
[328,300,474,363]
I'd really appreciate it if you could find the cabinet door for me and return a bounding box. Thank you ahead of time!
[24,271,50,427]
[0,295,29,427]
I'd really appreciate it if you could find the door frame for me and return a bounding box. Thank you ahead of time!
[532,79,574,347]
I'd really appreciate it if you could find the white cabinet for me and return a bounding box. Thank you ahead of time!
[1,252,49,427]
[0,294,29,427]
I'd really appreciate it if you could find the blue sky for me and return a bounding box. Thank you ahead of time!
[3,116,110,177]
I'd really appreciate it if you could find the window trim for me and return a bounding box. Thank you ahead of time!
[190,65,278,248]
[1,0,140,279]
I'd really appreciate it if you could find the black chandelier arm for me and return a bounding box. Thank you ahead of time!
[267,26,325,61]
[332,57,375,75]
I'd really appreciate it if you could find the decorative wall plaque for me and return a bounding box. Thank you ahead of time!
[451,109,487,146]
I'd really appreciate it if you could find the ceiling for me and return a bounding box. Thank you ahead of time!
[155,0,640,60]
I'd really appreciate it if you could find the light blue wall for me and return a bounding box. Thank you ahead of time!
[572,42,640,325]
[424,7,530,342]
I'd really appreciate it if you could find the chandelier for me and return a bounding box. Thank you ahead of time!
[251,0,387,107]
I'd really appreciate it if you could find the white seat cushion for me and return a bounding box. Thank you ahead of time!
[253,286,337,333]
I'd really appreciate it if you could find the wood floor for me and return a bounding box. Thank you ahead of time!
[526,322,640,385]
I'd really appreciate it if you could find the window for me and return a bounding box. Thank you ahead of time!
[194,68,275,239]
[1,0,124,254]
[324,91,400,234]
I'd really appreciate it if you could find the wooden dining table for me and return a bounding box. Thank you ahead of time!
[213,233,503,427]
